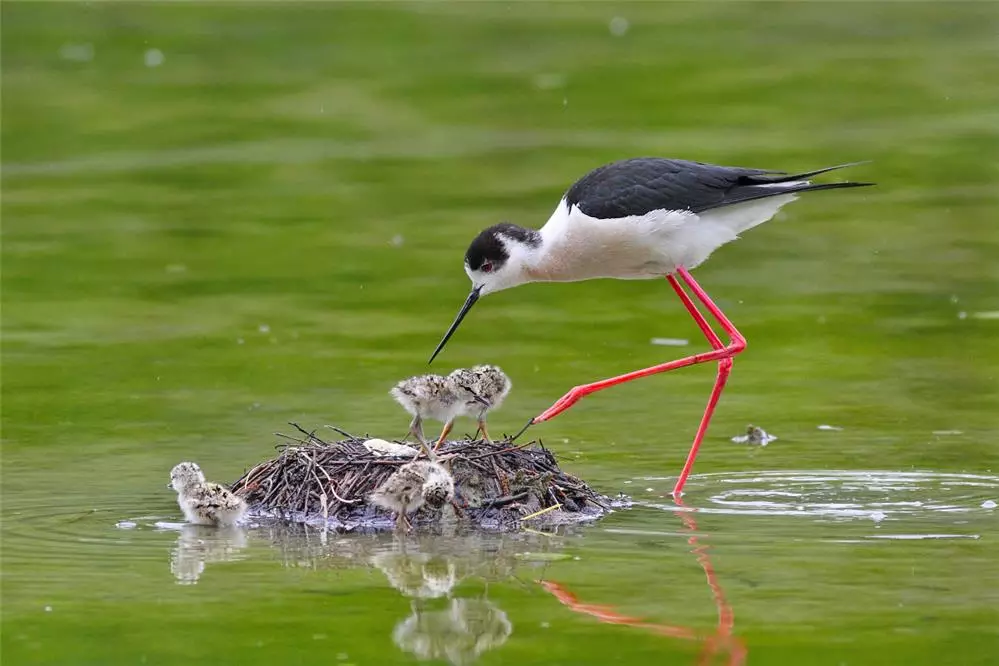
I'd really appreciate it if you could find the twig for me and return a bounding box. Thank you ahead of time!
[520,503,562,522]
[324,424,359,440]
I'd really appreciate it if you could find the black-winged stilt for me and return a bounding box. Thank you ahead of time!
[428,157,873,496]
[448,364,512,442]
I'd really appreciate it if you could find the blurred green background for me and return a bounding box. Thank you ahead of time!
[2,2,997,665]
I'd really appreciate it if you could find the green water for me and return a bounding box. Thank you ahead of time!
[2,2,997,664]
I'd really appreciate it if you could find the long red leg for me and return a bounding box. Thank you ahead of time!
[532,267,746,496]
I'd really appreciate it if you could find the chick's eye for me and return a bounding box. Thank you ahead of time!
[481,261,494,273]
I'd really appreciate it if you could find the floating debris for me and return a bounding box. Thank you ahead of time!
[982,500,997,509]
[932,430,964,436]
[650,337,689,347]
[229,425,612,531]
[817,424,843,432]
[731,425,777,446]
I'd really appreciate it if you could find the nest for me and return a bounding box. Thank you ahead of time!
[229,424,613,530]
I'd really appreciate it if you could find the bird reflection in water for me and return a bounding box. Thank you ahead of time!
[391,598,512,666]
[538,498,746,666]
[169,524,249,585]
[370,535,522,665]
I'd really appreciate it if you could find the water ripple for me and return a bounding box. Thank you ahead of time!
[635,470,998,536]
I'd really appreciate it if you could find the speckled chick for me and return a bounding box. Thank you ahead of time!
[391,374,463,453]
[370,460,455,531]
[448,365,512,442]
[168,462,247,527]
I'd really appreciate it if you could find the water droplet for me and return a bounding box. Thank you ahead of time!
[144,48,164,68]
[608,16,630,36]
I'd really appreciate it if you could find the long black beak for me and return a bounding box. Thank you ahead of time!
[429,285,481,364]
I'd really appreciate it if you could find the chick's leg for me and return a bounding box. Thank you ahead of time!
[409,416,435,458]
[433,419,455,451]
[395,512,412,532]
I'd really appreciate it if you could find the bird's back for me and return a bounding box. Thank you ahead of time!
[391,374,458,421]
[472,365,512,408]
[179,482,246,525]
[564,157,869,220]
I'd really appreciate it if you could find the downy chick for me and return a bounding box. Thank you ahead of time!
[390,373,465,454]
[448,364,512,442]
[168,461,247,527]
[370,460,455,531]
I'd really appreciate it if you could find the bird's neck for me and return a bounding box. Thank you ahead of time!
[519,200,581,283]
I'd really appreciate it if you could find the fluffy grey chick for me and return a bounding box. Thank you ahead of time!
[370,460,455,531]
[391,374,464,454]
[168,462,247,527]
[448,364,512,442]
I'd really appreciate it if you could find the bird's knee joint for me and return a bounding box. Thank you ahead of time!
[727,337,747,355]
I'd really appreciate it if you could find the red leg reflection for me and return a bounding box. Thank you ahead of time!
[537,497,745,665]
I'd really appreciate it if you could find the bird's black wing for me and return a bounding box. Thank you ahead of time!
[564,157,870,218]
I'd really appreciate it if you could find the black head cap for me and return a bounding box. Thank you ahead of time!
[464,223,541,271]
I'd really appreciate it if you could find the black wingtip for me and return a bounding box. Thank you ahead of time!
[770,160,872,183]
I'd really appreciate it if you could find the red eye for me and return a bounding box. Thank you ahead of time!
[481,262,494,273]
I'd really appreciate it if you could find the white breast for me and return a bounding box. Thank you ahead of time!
[530,195,797,282]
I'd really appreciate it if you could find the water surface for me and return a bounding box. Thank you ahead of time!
[2,3,997,664]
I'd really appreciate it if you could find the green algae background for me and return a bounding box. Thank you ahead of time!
[2,3,997,665]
